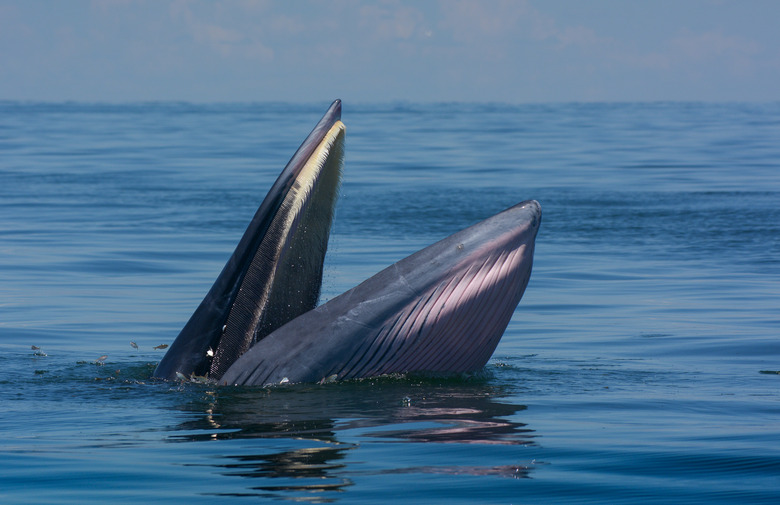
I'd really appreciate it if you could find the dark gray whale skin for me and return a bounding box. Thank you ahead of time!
[219,199,541,386]
[154,100,345,381]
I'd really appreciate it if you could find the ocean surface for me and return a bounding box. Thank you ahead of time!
[1,101,778,504]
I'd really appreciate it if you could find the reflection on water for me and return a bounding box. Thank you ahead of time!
[168,378,534,500]
[215,446,353,499]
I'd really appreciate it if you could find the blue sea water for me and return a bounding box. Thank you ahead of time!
[1,101,779,504]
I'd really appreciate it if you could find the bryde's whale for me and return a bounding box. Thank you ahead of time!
[154,100,541,386]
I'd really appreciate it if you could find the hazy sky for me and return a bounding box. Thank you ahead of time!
[1,0,778,103]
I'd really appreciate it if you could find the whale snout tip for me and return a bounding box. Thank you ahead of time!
[530,200,541,228]
[525,199,541,214]
[517,200,541,230]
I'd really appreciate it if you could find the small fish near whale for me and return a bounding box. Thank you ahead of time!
[153,100,541,386]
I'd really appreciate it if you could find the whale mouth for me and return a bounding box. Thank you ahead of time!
[155,101,541,387]
[154,100,345,381]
